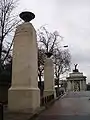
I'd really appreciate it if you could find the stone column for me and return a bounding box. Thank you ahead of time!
[67,80,71,91]
[71,81,73,91]
[71,81,74,91]
[80,80,83,91]
[81,81,83,90]
[73,81,75,91]
[82,80,84,90]
[8,12,40,112]
[84,80,86,90]
[44,57,55,97]
[83,80,86,91]
[80,80,81,90]
[70,80,72,90]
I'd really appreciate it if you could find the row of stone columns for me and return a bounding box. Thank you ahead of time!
[8,12,55,113]
[67,80,86,91]
[80,80,86,90]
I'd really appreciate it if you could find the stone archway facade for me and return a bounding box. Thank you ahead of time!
[67,72,86,91]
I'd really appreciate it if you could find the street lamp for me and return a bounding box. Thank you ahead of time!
[63,45,68,48]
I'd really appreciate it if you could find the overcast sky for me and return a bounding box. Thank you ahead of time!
[17,0,90,83]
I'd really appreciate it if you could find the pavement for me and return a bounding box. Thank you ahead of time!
[4,94,66,120]
[33,91,90,120]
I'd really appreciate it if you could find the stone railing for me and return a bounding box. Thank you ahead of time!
[40,94,54,106]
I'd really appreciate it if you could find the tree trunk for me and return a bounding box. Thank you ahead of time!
[38,74,42,89]
[0,43,2,73]
[57,78,59,97]
[38,72,43,97]
[0,35,4,73]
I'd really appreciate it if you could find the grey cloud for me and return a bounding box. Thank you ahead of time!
[18,0,90,82]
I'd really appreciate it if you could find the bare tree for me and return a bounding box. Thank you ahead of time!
[37,26,62,82]
[37,26,62,53]
[53,48,71,96]
[38,48,46,96]
[0,0,19,70]
[37,26,64,96]
[38,48,46,85]
[37,26,71,97]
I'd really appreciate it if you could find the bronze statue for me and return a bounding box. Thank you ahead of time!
[73,64,79,72]
[74,64,78,70]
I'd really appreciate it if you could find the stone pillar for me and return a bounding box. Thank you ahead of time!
[71,81,74,91]
[44,57,55,97]
[8,13,40,112]
[80,80,83,91]
[83,80,86,91]
[67,80,71,91]
[84,80,87,90]
[73,81,75,91]
[82,81,83,90]
[71,81,73,91]
[80,80,81,90]
[82,80,84,90]
[69,81,71,91]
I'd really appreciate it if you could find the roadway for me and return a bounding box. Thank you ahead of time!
[34,91,90,120]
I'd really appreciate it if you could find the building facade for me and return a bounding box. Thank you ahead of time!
[67,65,86,91]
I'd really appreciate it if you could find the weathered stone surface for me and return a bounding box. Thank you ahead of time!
[8,22,40,112]
[44,58,55,97]
[67,70,86,91]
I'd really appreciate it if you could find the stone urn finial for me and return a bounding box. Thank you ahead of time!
[19,11,35,22]
[45,52,53,58]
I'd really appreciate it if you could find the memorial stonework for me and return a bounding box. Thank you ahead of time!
[67,64,86,91]
[44,53,56,98]
[8,12,40,112]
